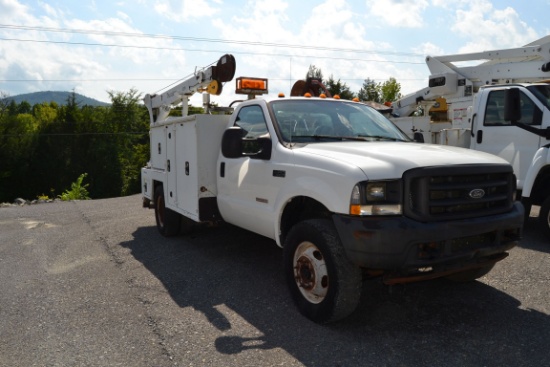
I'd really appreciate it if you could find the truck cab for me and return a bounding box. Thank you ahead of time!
[471,83,550,189]
[469,83,550,235]
[216,95,523,323]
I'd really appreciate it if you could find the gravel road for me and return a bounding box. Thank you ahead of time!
[1,195,549,366]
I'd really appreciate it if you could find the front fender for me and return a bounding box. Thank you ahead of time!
[272,176,355,247]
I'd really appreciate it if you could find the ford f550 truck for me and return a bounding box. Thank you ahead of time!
[141,55,523,323]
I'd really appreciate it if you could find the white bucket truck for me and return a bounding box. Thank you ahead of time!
[142,55,523,323]
[391,36,550,238]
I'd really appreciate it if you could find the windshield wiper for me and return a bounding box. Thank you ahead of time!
[290,135,405,142]
[291,135,345,141]
[356,134,407,142]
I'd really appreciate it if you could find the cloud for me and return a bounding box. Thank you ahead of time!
[450,1,539,52]
[64,17,160,61]
[209,0,396,98]
[0,0,32,23]
[366,0,429,28]
[416,42,445,57]
[0,1,189,102]
[116,11,132,23]
[154,0,221,22]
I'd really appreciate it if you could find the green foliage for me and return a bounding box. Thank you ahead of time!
[357,77,402,103]
[32,102,58,126]
[58,173,90,201]
[37,192,52,201]
[169,105,205,116]
[357,78,380,102]
[325,75,356,100]
[380,77,402,102]
[0,89,151,202]
[302,66,403,104]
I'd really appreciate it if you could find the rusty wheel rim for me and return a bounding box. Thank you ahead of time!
[293,241,328,304]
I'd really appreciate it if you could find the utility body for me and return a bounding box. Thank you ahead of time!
[391,36,550,237]
[142,55,523,323]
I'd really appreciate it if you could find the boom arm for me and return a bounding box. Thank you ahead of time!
[144,54,236,123]
[427,35,550,86]
[392,36,550,117]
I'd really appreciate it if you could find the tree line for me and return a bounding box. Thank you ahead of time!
[0,89,150,202]
[306,65,402,103]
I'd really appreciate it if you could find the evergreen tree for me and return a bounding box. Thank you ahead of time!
[306,65,324,80]
[357,78,380,102]
[325,75,355,100]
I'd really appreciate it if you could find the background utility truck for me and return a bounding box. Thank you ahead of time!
[390,36,550,238]
[141,54,523,323]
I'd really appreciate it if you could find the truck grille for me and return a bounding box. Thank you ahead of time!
[403,165,515,221]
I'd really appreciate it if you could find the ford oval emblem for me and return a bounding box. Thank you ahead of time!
[469,188,485,199]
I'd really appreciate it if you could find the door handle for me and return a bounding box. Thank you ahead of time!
[476,130,483,144]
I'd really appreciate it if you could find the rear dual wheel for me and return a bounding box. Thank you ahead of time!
[154,185,181,237]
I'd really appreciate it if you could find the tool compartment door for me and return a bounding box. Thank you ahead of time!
[175,115,229,222]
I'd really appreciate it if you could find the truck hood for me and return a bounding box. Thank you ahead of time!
[297,141,509,180]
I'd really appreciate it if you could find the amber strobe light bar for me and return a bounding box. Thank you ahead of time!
[235,77,268,96]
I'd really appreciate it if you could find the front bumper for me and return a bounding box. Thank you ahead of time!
[332,202,524,272]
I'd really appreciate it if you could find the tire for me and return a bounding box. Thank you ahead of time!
[539,196,550,240]
[154,185,180,237]
[283,219,362,323]
[445,264,495,282]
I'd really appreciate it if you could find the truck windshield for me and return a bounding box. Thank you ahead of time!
[269,99,410,143]
[528,84,550,110]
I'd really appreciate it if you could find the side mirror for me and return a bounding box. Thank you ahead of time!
[504,88,522,123]
[221,127,272,160]
[221,127,244,158]
[253,137,272,160]
[413,131,425,143]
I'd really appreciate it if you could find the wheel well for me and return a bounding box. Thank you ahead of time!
[279,196,332,246]
[530,166,550,205]
[153,180,163,202]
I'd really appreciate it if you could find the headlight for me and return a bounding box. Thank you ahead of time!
[349,180,402,216]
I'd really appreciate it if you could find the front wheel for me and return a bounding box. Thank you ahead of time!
[539,196,550,240]
[283,219,362,323]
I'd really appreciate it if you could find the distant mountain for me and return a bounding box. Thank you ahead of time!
[7,91,110,107]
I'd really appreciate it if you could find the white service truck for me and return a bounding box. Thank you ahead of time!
[391,36,550,238]
[141,55,523,323]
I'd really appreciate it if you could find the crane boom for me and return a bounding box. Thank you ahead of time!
[144,54,236,123]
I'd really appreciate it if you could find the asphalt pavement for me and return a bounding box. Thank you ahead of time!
[1,195,549,366]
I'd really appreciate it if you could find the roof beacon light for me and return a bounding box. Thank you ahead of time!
[236,77,268,97]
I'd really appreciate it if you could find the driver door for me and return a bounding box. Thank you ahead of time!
[217,104,280,238]
[471,88,543,189]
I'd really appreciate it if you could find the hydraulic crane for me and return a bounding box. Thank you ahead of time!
[143,54,236,123]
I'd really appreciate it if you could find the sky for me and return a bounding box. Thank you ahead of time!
[0,0,549,107]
